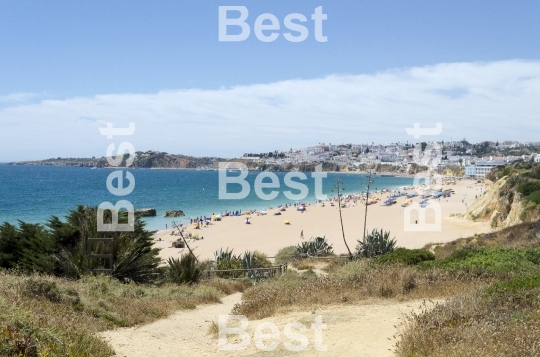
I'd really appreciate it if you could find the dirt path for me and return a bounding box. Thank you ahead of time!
[101,293,243,357]
[101,295,436,357]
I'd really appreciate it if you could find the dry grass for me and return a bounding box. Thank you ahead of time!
[206,321,219,339]
[292,261,315,270]
[395,279,540,356]
[426,220,540,259]
[290,256,348,272]
[0,271,245,357]
[232,260,484,320]
[202,277,252,295]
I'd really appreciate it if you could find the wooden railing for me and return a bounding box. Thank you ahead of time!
[202,264,288,282]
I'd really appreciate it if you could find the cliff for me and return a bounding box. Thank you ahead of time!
[463,162,540,228]
[9,151,223,169]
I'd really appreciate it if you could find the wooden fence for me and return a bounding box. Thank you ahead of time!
[202,264,288,282]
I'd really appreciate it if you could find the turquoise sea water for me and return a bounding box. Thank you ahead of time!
[0,164,413,231]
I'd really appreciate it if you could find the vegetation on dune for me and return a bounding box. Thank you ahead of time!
[376,248,435,266]
[425,220,540,258]
[421,246,540,275]
[231,260,482,320]
[212,248,273,278]
[395,272,540,357]
[0,272,246,357]
[274,246,297,264]
[0,206,255,356]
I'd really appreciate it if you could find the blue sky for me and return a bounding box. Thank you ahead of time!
[1,1,540,161]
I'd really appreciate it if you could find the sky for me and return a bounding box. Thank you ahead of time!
[1,0,540,161]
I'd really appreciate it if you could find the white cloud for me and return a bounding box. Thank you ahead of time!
[1,59,540,161]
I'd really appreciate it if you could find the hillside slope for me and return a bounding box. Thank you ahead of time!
[463,161,540,228]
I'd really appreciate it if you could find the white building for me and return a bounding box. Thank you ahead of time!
[465,160,507,178]
[534,154,540,163]
[465,165,476,177]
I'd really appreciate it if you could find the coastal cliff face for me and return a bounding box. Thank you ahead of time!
[442,165,465,177]
[463,173,540,228]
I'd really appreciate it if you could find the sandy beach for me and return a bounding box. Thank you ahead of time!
[153,178,491,261]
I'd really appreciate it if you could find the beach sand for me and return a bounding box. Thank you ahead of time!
[153,179,491,261]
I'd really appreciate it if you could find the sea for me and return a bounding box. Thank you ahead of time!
[0,164,414,231]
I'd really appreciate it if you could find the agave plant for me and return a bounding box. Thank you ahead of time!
[242,251,256,269]
[295,236,333,258]
[355,229,396,258]
[167,253,202,285]
[214,247,238,262]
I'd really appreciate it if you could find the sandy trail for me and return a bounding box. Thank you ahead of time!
[101,294,436,357]
[101,293,243,357]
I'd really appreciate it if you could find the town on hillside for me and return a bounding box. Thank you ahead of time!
[243,140,540,178]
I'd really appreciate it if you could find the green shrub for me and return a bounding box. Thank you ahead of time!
[507,175,529,188]
[216,259,243,278]
[422,247,540,273]
[487,272,540,296]
[517,181,540,196]
[377,248,435,265]
[274,246,297,264]
[531,164,540,180]
[525,190,540,204]
[498,166,512,179]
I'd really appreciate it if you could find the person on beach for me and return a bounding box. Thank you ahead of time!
[300,230,304,239]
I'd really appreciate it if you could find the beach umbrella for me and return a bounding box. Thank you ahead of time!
[283,220,291,225]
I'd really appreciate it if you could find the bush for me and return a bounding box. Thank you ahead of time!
[498,166,512,179]
[525,190,540,204]
[377,248,435,265]
[531,164,540,180]
[487,272,540,296]
[517,181,540,196]
[355,229,396,258]
[422,247,540,274]
[216,259,243,278]
[274,246,297,264]
[253,251,272,268]
[23,278,62,303]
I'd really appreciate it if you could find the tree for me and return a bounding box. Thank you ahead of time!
[49,206,162,283]
[0,205,163,283]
